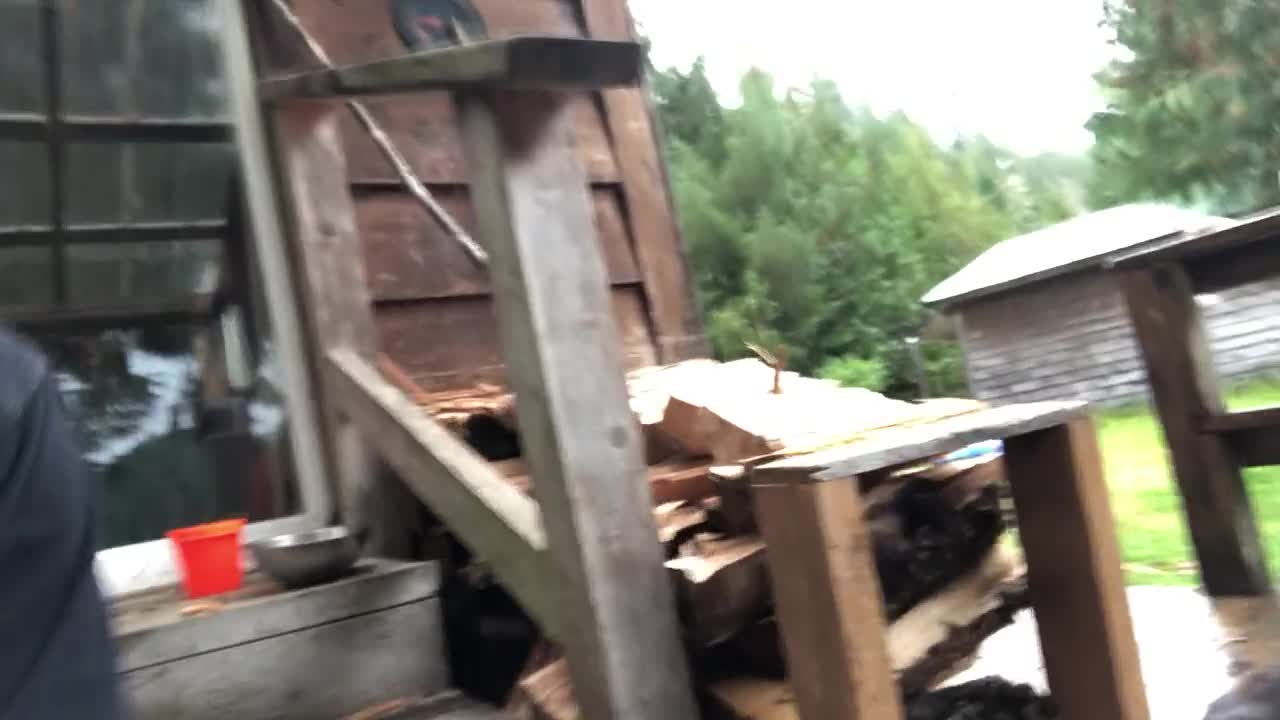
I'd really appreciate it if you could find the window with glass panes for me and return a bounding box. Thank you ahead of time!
[0,0,330,595]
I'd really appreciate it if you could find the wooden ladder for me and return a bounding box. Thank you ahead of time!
[217,2,699,718]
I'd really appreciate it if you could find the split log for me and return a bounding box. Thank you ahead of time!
[653,359,987,462]
[706,674,1055,720]
[707,465,755,535]
[872,478,1005,619]
[489,457,717,506]
[670,471,1007,653]
[513,659,578,720]
[654,501,710,554]
[721,547,1028,695]
[666,534,771,648]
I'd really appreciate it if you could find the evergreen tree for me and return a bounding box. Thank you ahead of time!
[1089,0,1280,213]
[651,64,1080,395]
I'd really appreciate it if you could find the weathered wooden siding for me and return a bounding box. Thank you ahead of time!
[956,271,1280,405]
[287,0,706,391]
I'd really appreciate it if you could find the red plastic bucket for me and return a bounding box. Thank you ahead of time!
[166,519,248,599]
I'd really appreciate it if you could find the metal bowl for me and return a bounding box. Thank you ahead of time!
[249,526,359,589]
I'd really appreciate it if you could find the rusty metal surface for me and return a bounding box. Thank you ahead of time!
[359,187,640,302]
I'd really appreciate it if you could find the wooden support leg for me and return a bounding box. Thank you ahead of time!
[1004,417,1150,720]
[455,88,698,719]
[752,477,904,720]
[1121,266,1269,597]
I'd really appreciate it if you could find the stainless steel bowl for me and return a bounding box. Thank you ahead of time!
[249,526,359,589]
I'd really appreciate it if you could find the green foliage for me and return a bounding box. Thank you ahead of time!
[1089,0,1280,213]
[818,355,889,392]
[653,61,1087,396]
[921,342,969,397]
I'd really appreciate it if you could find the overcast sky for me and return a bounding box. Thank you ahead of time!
[630,0,1117,156]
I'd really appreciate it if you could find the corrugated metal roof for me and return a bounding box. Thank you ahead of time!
[921,203,1233,308]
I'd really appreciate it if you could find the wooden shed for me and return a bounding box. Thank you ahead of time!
[284,0,709,387]
[923,203,1280,405]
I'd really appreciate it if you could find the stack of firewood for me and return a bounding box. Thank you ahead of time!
[391,357,1048,719]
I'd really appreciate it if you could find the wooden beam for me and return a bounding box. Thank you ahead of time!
[270,102,383,531]
[218,0,339,530]
[1187,241,1280,294]
[236,0,388,541]
[1221,426,1280,469]
[38,0,66,304]
[324,348,558,632]
[455,88,698,719]
[1003,417,1150,720]
[0,221,229,248]
[0,114,232,143]
[580,0,708,362]
[750,477,904,720]
[5,296,213,332]
[1110,209,1280,270]
[1202,406,1280,433]
[259,36,644,101]
[1120,266,1270,596]
[755,401,1085,482]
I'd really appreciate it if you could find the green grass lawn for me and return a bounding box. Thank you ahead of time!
[1098,377,1280,585]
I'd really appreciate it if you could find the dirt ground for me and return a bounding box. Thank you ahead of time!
[945,587,1280,720]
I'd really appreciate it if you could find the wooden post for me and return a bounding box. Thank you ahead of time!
[1120,265,1269,596]
[1004,417,1150,720]
[751,475,904,720]
[218,0,338,527]
[455,88,698,719]
[579,0,709,363]
[234,0,407,549]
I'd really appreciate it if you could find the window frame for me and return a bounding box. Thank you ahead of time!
[1,1,335,598]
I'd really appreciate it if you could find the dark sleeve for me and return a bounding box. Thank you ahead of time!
[0,335,127,719]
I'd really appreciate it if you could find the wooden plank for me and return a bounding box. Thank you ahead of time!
[1222,426,1280,469]
[515,659,580,720]
[1120,266,1270,596]
[38,0,66,304]
[289,0,587,65]
[324,348,557,632]
[455,88,697,718]
[0,114,232,143]
[1110,208,1280,270]
[491,458,716,507]
[340,95,618,184]
[265,79,383,539]
[123,599,448,720]
[291,0,619,181]
[579,0,708,362]
[666,534,770,647]
[359,187,640,302]
[1203,406,1280,433]
[750,479,904,720]
[4,296,212,332]
[759,401,1086,481]
[1003,417,1150,720]
[345,692,506,720]
[260,36,643,100]
[221,0,357,535]
[112,559,438,672]
[0,220,229,248]
[374,286,656,391]
[706,676,799,720]
[245,0,445,554]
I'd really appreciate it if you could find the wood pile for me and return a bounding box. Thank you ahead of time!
[383,357,1043,719]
